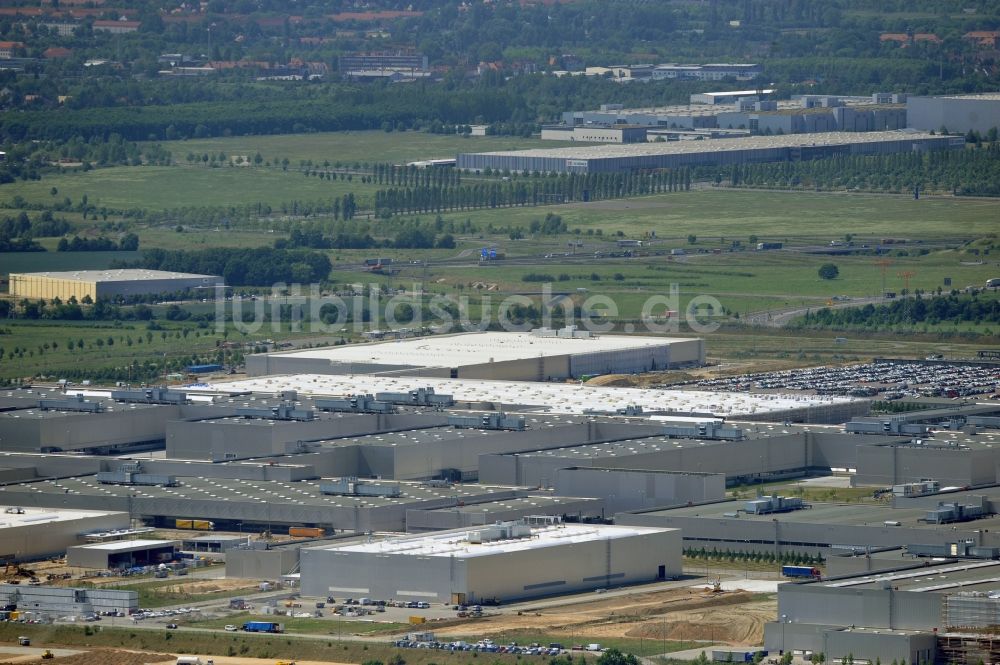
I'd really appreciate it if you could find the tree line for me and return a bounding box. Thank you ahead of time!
[118,247,332,286]
[372,168,692,217]
[57,233,139,252]
[0,211,73,251]
[795,293,1000,329]
[707,142,1000,196]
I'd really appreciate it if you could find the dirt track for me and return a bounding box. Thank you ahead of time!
[0,648,356,665]
[431,587,776,646]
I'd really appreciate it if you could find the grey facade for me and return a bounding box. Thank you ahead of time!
[0,402,177,454]
[0,584,138,617]
[300,524,681,603]
[226,546,301,579]
[553,467,725,513]
[758,561,1000,663]
[618,495,1000,558]
[907,94,1000,134]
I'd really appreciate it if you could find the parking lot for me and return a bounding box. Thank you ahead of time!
[688,360,1000,398]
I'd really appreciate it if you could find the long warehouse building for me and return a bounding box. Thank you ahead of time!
[9,269,222,302]
[456,130,961,174]
[247,330,705,381]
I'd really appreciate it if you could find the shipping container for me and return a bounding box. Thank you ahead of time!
[289,527,325,538]
[781,565,821,579]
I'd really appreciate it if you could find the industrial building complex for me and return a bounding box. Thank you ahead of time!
[0,331,996,665]
[457,130,960,174]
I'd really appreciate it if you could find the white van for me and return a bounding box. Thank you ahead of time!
[175,658,214,665]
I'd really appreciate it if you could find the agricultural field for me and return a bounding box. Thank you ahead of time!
[0,165,378,212]
[155,130,582,167]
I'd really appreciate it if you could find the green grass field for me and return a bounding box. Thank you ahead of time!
[155,130,583,166]
[0,623,540,665]
[182,611,407,636]
[440,189,1000,241]
[0,251,142,274]
[0,165,378,212]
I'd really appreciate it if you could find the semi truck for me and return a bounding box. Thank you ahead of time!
[781,565,821,579]
[243,621,284,633]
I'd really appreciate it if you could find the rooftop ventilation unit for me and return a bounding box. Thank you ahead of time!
[319,477,402,498]
[96,461,179,487]
[663,421,743,440]
[375,387,454,407]
[846,417,930,436]
[466,520,533,544]
[235,402,315,421]
[112,387,188,405]
[921,501,987,525]
[892,480,940,497]
[448,412,526,431]
[744,495,807,515]
[314,395,395,414]
[38,394,103,413]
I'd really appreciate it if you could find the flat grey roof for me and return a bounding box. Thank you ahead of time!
[0,475,524,509]
[638,500,1000,532]
[821,560,1000,593]
[509,423,835,459]
[0,400,163,420]
[461,130,943,161]
[9,269,221,282]
[421,495,597,515]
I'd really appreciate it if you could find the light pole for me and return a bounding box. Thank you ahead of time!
[780,614,787,655]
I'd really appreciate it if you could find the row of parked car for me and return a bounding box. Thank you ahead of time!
[393,639,576,655]
[132,607,200,621]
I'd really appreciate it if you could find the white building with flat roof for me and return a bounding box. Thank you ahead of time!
[0,506,128,562]
[300,521,680,603]
[246,331,704,381]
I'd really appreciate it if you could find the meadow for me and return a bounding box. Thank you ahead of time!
[154,130,581,166]
[0,164,379,212]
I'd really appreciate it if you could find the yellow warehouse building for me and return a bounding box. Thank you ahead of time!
[9,269,222,302]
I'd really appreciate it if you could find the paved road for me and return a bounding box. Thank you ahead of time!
[744,295,891,328]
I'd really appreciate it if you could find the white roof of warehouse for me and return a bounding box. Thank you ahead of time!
[198,373,855,417]
[318,523,669,558]
[0,506,124,529]
[74,538,178,551]
[10,269,220,282]
[271,332,692,366]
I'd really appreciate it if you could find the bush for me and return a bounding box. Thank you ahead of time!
[818,263,839,280]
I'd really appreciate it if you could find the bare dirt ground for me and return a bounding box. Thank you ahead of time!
[432,587,776,646]
[0,648,174,665]
[153,578,258,595]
